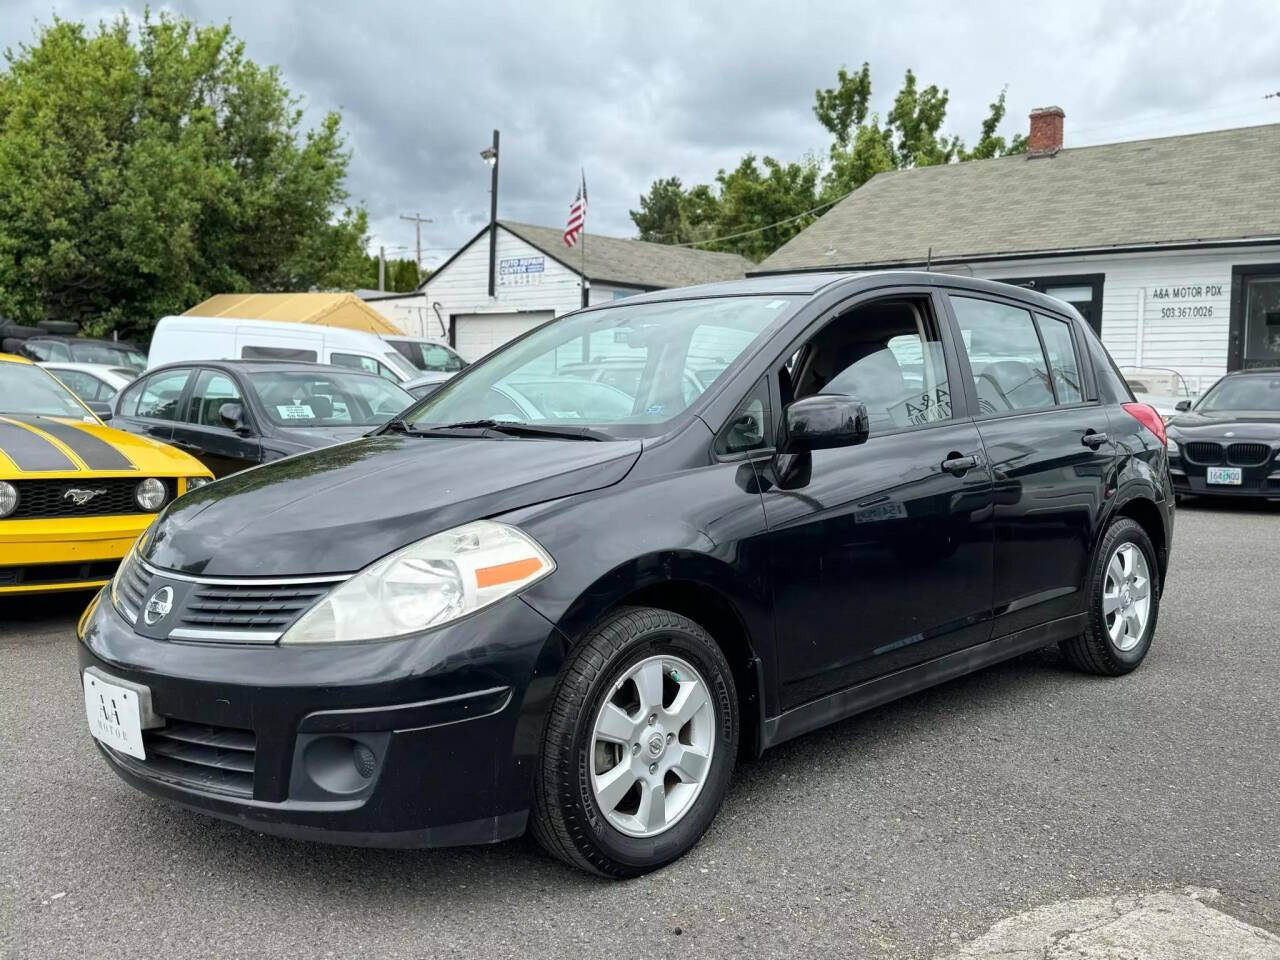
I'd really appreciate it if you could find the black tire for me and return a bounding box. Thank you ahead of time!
[1,337,25,354]
[37,319,79,335]
[0,322,38,339]
[1059,517,1160,676]
[531,606,738,878]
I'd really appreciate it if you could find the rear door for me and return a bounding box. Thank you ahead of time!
[944,292,1115,636]
[112,367,194,445]
[169,367,261,478]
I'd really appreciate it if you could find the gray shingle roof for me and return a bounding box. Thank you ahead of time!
[499,221,752,288]
[754,123,1280,273]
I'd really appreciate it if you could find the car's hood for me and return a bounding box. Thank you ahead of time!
[143,434,642,576]
[0,414,206,476]
[1167,411,1280,440]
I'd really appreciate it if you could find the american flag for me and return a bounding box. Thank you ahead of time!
[563,172,587,247]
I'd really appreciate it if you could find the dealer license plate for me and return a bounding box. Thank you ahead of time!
[1206,466,1243,485]
[83,671,146,759]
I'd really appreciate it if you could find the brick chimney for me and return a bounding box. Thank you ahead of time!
[1027,106,1065,158]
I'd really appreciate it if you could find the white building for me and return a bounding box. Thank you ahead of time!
[753,112,1280,394]
[403,221,752,361]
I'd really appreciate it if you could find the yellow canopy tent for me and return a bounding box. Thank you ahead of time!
[184,293,404,335]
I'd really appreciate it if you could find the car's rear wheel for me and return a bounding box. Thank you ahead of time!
[531,606,737,877]
[1060,517,1160,675]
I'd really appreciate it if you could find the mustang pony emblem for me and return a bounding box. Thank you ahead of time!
[63,488,108,506]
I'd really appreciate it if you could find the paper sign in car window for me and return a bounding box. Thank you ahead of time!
[276,404,315,419]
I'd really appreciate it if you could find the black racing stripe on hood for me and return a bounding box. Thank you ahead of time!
[5,415,135,471]
[0,418,77,471]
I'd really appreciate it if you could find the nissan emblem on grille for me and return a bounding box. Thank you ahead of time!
[143,586,174,625]
[63,488,108,506]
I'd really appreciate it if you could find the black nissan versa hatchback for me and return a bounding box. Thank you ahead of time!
[76,272,1173,877]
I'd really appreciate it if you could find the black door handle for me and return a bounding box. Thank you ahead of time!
[941,454,978,475]
[1081,431,1109,448]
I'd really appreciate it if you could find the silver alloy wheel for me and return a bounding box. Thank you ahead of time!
[1102,541,1151,652]
[589,654,715,838]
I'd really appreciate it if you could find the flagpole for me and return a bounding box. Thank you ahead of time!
[579,169,588,309]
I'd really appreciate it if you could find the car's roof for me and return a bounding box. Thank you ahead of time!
[589,270,1084,318]
[146,358,391,378]
[26,334,142,347]
[1223,367,1280,377]
[39,361,136,375]
[0,352,34,366]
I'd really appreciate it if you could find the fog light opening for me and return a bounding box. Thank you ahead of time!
[302,735,380,795]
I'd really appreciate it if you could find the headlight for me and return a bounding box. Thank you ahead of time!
[135,478,168,511]
[0,481,17,518]
[186,476,212,491]
[280,520,555,645]
[1165,435,1178,453]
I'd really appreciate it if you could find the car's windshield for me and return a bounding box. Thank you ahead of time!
[247,370,415,427]
[406,295,797,437]
[1197,374,1280,414]
[0,362,92,418]
[391,339,466,373]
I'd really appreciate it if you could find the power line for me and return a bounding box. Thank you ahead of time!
[660,190,854,248]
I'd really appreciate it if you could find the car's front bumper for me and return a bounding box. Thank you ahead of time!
[0,514,154,594]
[76,588,567,847]
[1169,456,1280,498]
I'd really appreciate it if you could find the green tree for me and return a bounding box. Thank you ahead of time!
[358,254,423,292]
[0,12,368,342]
[632,63,1028,260]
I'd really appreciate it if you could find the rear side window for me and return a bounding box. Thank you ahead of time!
[950,296,1054,414]
[132,369,192,420]
[1035,314,1083,404]
[241,345,318,362]
[331,352,399,382]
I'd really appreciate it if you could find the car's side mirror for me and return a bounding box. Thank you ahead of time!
[777,394,869,454]
[1174,399,1192,412]
[219,402,250,434]
[87,401,113,421]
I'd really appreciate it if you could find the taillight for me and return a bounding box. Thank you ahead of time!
[1122,402,1167,446]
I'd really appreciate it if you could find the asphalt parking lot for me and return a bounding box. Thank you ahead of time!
[3,501,1278,959]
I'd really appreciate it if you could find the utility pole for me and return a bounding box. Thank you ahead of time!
[480,130,500,297]
[378,245,386,291]
[399,213,433,284]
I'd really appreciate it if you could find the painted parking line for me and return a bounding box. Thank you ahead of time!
[939,888,1280,960]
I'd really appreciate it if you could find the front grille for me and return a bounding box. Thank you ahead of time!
[179,581,334,633]
[0,559,118,586]
[137,721,257,798]
[115,552,149,620]
[1183,441,1224,465]
[1227,442,1272,467]
[6,478,174,519]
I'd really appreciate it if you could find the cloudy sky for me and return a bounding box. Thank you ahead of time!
[5,1,1278,268]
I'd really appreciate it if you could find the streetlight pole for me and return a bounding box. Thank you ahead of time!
[481,129,500,298]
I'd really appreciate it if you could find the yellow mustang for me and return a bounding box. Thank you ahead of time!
[0,353,212,595]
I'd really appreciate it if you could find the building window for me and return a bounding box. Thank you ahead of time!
[994,274,1104,335]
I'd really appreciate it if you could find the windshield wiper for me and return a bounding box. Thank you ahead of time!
[402,418,609,441]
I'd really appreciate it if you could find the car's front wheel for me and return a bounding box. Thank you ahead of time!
[1060,517,1160,675]
[531,606,738,877]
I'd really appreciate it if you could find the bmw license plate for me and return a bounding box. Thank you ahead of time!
[1206,466,1243,485]
[83,671,146,759]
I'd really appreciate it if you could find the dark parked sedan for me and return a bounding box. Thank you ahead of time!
[111,360,415,477]
[77,272,1173,877]
[1167,367,1280,498]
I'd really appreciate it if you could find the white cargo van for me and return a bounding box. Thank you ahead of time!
[148,316,421,383]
